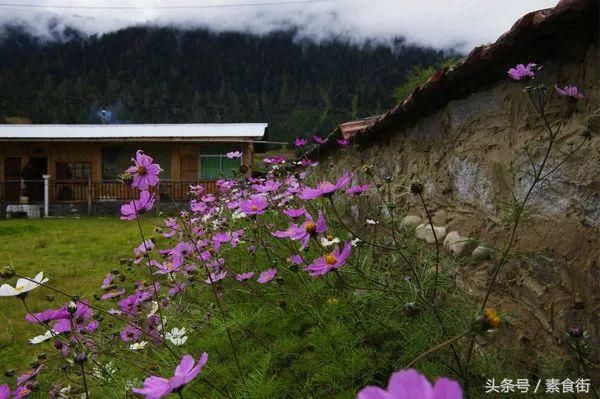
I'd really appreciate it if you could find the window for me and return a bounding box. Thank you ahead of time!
[56,162,91,181]
[199,145,241,180]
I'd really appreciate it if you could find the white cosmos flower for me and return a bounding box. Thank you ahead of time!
[320,236,340,247]
[0,272,48,297]
[231,209,246,219]
[129,341,148,351]
[351,238,362,247]
[29,329,58,344]
[92,361,117,381]
[165,327,188,346]
[56,385,71,399]
[366,219,379,225]
[147,301,159,318]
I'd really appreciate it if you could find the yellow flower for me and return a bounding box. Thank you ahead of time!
[484,309,501,329]
[327,298,339,305]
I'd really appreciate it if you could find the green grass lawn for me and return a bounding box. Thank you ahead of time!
[0,217,152,373]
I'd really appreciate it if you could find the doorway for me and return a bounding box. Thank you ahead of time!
[3,157,22,201]
[22,157,47,201]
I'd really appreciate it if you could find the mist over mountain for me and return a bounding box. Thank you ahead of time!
[0,25,449,141]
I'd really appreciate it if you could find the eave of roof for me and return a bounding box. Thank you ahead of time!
[0,123,268,141]
[312,0,598,158]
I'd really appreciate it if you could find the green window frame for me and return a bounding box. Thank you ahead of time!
[199,144,241,180]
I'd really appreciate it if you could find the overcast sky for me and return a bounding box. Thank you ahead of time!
[0,0,558,52]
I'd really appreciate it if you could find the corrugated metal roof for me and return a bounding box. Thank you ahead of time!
[0,123,268,140]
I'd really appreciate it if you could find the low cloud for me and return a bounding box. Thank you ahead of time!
[0,0,558,51]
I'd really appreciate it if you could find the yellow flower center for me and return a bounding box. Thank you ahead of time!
[137,165,147,176]
[15,285,25,292]
[305,221,317,234]
[325,254,337,265]
[251,205,258,211]
[327,235,334,241]
[484,309,501,329]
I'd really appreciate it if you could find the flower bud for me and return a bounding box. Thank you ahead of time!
[403,302,419,317]
[74,353,87,364]
[0,265,15,279]
[67,301,78,314]
[119,172,133,185]
[410,181,424,195]
[569,326,583,339]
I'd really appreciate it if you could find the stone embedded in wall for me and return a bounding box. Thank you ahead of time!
[447,89,502,130]
[444,230,470,257]
[449,157,495,211]
[415,223,447,244]
[471,245,491,260]
[400,215,422,229]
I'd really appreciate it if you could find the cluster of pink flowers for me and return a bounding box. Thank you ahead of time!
[507,62,584,101]
[292,133,351,152]
[0,365,43,399]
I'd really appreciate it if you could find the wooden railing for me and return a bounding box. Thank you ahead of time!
[0,179,218,203]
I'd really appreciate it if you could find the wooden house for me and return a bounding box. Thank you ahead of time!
[0,123,267,206]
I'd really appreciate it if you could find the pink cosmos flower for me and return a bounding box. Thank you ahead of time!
[120,191,155,221]
[17,365,42,386]
[12,386,31,399]
[299,172,353,200]
[53,301,97,334]
[133,353,208,399]
[240,194,269,215]
[273,211,327,249]
[357,369,462,399]
[507,63,536,81]
[288,254,305,265]
[555,85,584,99]
[126,150,162,190]
[263,155,287,165]
[347,184,370,196]
[294,137,308,147]
[168,283,186,297]
[162,218,179,238]
[253,180,281,193]
[300,158,318,167]
[337,138,350,146]
[257,268,277,283]
[0,385,9,399]
[226,151,242,159]
[120,325,142,343]
[283,208,307,219]
[25,307,69,324]
[313,135,327,144]
[134,239,155,264]
[120,291,152,316]
[151,259,183,275]
[189,184,205,196]
[235,272,255,281]
[212,232,231,252]
[201,194,216,203]
[101,273,114,289]
[101,289,126,301]
[305,242,352,276]
[205,270,227,284]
